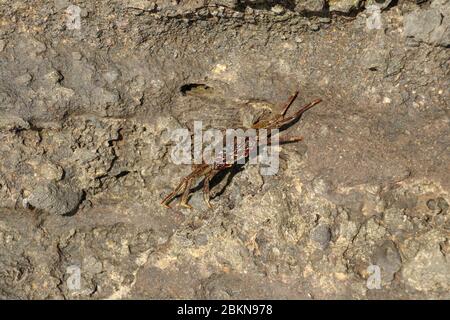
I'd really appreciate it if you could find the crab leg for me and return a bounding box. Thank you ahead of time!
[270,99,322,129]
[161,178,188,208]
[180,178,194,209]
[281,90,299,116]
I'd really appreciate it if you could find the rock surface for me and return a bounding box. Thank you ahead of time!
[0,0,449,299]
[328,0,362,12]
[26,183,83,215]
[404,0,450,47]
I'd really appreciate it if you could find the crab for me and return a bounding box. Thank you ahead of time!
[161,90,322,209]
